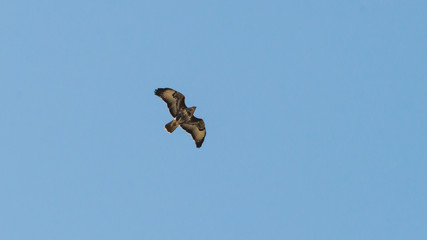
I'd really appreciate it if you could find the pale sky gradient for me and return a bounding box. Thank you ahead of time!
[1,1,426,239]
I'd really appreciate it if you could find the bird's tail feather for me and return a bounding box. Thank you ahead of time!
[165,120,179,133]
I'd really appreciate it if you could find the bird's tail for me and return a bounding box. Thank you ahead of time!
[165,120,179,133]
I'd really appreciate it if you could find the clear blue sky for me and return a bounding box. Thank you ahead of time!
[1,1,426,239]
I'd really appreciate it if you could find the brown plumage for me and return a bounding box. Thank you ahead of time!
[155,88,206,148]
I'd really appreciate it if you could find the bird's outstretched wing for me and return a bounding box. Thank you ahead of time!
[154,88,187,117]
[180,116,206,148]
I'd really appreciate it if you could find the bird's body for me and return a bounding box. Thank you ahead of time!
[164,107,196,133]
[154,88,206,148]
[175,107,196,124]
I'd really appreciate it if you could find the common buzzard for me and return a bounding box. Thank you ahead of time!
[154,88,206,148]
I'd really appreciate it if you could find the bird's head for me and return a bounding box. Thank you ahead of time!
[188,106,196,114]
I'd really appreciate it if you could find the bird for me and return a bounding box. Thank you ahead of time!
[154,88,206,148]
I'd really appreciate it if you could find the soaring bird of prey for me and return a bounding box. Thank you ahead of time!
[154,88,206,148]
